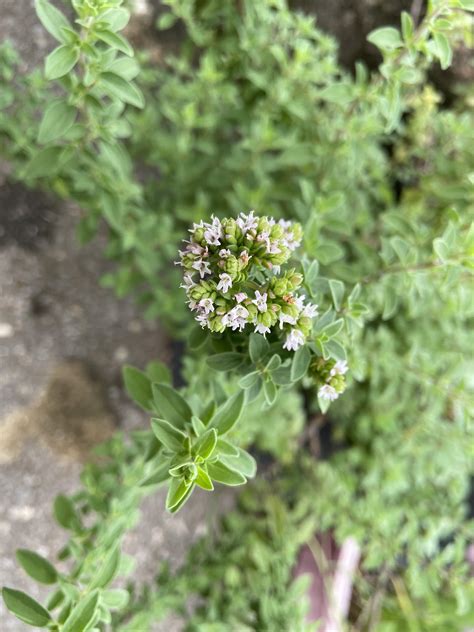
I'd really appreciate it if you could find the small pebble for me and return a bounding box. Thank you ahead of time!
[9,506,35,522]
[114,346,129,362]
[0,322,14,338]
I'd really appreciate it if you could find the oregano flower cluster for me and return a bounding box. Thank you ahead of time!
[177,212,318,350]
[311,357,348,401]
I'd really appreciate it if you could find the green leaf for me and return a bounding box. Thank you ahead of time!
[38,100,76,144]
[1,588,51,627]
[391,236,411,263]
[249,333,269,364]
[272,364,293,385]
[459,0,474,8]
[329,279,345,311]
[317,241,344,264]
[433,32,452,70]
[89,545,120,589]
[207,461,247,486]
[45,45,79,80]
[152,383,192,429]
[263,379,277,406]
[191,415,206,435]
[245,376,263,402]
[46,589,64,610]
[206,352,244,371]
[401,11,414,41]
[188,324,208,350]
[433,238,449,262]
[53,494,80,531]
[266,354,282,372]
[239,371,260,390]
[209,390,245,435]
[166,478,194,512]
[146,361,171,385]
[101,8,131,32]
[99,72,144,108]
[102,589,130,610]
[25,146,65,178]
[221,449,257,479]
[35,0,71,44]
[96,30,134,57]
[123,366,153,411]
[305,260,320,293]
[304,214,319,253]
[193,428,217,460]
[319,83,353,105]
[139,459,171,487]
[382,285,398,320]
[16,550,57,585]
[107,56,140,81]
[151,418,187,453]
[318,393,331,414]
[367,26,403,51]
[291,345,311,382]
[195,466,214,491]
[157,12,178,30]
[325,339,347,362]
[216,438,240,457]
[62,589,99,632]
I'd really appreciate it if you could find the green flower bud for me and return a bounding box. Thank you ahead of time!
[194,228,205,242]
[260,311,274,327]
[246,303,258,319]
[271,224,284,239]
[272,278,288,296]
[225,256,239,275]
[190,285,209,301]
[223,218,237,237]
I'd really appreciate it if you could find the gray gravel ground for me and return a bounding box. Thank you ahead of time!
[0,3,232,629]
[0,191,232,631]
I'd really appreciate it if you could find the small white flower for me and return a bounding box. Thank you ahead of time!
[254,322,270,336]
[330,360,348,377]
[283,328,305,351]
[198,298,214,314]
[294,294,306,311]
[180,274,196,291]
[234,292,247,303]
[203,217,223,246]
[219,248,231,258]
[282,235,301,251]
[196,313,210,328]
[252,290,268,313]
[217,273,233,293]
[318,384,339,401]
[222,305,249,331]
[236,211,258,234]
[278,219,301,251]
[266,240,281,255]
[190,220,205,232]
[192,259,212,278]
[279,312,297,328]
[239,250,251,265]
[186,242,205,255]
[301,302,319,319]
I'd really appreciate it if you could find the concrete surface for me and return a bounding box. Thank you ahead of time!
[0,3,230,629]
[0,183,236,631]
